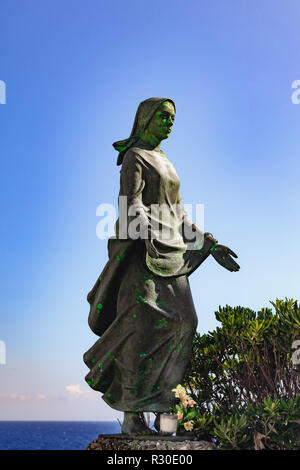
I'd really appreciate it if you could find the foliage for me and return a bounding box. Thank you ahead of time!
[169,298,300,449]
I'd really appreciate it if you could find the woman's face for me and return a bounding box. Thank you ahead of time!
[146,101,175,142]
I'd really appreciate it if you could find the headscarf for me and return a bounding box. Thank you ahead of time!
[112,97,176,166]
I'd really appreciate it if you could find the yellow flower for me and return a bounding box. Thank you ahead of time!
[184,421,194,431]
[177,410,183,420]
[172,384,185,393]
[178,391,187,401]
[172,384,186,399]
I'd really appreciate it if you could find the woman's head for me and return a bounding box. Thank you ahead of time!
[113,97,176,165]
[139,100,175,145]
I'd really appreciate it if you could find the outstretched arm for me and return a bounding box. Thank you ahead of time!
[176,191,218,249]
[176,192,240,272]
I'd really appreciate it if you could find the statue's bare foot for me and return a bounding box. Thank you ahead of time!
[122,412,156,435]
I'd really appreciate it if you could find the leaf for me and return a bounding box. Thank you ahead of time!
[185,410,196,419]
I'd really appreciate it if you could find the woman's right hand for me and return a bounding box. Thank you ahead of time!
[211,244,240,272]
[145,238,159,259]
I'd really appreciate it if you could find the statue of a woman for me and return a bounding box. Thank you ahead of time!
[83,97,240,435]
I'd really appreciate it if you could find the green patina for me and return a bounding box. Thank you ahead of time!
[157,318,168,328]
[135,101,175,152]
[194,240,201,250]
[116,253,126,262]
[107,352,116,360]
[136,294,147,303]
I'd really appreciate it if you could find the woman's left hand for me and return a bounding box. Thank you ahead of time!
[211,245,240,272]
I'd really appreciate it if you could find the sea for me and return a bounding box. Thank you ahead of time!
[0,421,122,450]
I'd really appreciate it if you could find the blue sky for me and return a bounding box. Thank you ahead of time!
[0,0,300,421]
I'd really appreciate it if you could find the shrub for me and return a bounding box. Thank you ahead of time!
[173,298,300,449]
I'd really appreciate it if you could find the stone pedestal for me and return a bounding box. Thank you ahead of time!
[86,433,217,451]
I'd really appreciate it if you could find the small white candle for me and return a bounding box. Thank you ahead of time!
[160,413,178,435]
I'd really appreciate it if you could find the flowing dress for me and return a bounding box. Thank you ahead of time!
[83,147,215,413]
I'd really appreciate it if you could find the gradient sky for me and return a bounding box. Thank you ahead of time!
[0,0,300,422]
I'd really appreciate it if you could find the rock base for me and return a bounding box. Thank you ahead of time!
[86,434,216,451]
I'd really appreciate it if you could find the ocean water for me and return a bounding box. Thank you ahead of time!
[0,421,122,450]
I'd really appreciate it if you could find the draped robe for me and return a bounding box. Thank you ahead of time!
[83,147,216,412]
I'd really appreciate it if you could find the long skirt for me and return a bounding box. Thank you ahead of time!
[83,240,198,413]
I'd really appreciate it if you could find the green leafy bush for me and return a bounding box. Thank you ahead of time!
[177,298,300,449]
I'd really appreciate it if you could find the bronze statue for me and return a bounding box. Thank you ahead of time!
[83,98,240,435]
